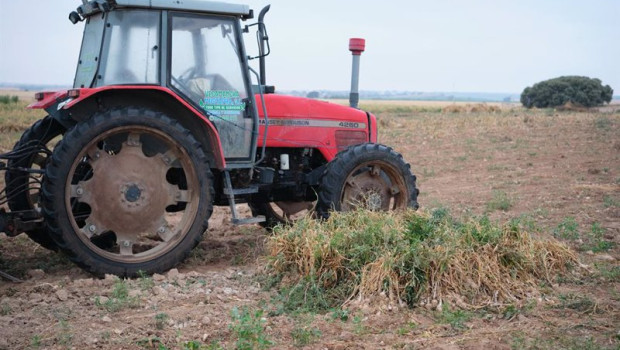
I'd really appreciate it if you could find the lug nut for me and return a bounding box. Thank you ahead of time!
[76,187,84,195]
[88,224,96,233]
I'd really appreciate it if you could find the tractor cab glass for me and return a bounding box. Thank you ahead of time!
[74,10,161,88]
[169,14,253,160]
[99,10,160,86]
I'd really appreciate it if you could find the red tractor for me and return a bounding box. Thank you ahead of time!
[0,0,419,277]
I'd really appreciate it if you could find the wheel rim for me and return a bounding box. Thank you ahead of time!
[340,160,409,211]
[65,126,200,263]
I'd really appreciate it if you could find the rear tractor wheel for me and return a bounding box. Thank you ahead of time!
[42,107,213,276]
[316,143,419,218]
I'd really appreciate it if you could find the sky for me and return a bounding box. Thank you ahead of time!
[0,0,618,93]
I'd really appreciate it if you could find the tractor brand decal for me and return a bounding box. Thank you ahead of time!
[200,90,245,121]
[259,119,366,129]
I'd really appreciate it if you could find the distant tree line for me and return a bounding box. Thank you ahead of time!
[521,76,613,108]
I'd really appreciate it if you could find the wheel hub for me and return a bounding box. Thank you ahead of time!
[123,184,143,203]
[341,162,406,212]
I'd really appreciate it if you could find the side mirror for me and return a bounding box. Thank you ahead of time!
[69,11,83,24]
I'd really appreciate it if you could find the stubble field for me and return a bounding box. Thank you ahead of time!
[0,92,618,349]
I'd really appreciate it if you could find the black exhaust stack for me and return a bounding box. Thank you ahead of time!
[258,5,271,86]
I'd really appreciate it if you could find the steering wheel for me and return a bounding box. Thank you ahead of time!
[177,67,199,85]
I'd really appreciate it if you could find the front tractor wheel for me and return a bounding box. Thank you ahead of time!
[316,143,419,218]
[42,108,213,276]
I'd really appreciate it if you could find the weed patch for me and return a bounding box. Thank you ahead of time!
[95,278,140,313]
[486,190,513,212]
[291,326,321,347]
[436,303,472,330]
[229,307,272,350]
[553,217,579,240]
[266,209,578,312]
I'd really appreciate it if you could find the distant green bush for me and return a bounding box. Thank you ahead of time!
[520,76,613,108]
[0,95,19,104]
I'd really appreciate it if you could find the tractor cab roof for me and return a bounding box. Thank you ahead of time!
[77,0,252,19]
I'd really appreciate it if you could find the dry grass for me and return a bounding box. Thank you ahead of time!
[267,209,579,311]
[0,101,45,151]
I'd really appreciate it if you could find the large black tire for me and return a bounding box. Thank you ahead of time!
[5,116,64,250]
[316,143,419,219]
[42,107,214,277]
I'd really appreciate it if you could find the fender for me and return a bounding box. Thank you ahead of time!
[30,86,226,169]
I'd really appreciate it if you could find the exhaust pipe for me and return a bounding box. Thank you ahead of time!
[258,5,271,86]
[348,38,365,109]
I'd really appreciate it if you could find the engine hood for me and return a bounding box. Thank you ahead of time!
[255,94,368,123]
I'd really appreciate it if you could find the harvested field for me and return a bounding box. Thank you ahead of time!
[0,96,618,349]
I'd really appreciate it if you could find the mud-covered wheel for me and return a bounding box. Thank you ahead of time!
[316,143,419,219]
[42,107,213,276]
[248,200,314,230]
[5,116,64,250]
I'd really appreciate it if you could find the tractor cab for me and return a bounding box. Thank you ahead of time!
[73,0,259,164]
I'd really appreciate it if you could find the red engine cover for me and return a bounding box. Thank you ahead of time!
[256,94,374,161]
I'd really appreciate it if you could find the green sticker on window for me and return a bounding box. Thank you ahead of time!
[199,90,246,118]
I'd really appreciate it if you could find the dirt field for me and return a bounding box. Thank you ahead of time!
[0,95,618,349]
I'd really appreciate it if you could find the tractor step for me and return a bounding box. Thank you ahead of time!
[232,216,266,225]
[223,185,259,196]
[222,170,265,225]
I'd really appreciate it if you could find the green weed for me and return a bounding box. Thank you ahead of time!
[291,326,321,347]
[30,334,42,348]
[511,333,612,350]
[436,303,472,330]
[580,222,613,252]
[155,312,169,330]
[0,303,12,316]
[486,190,513,212]
[95,278,140,312]
[56,319,73,346]
[502,300,536,321]
[137,270,155,291]
[595,264,620,282]
[229,307,272,350]
[553,217,579,240]
[352,314,367,335]
[182,340,224,350]
[396,322,417,336]
[603,195,619,208]
[330,308,350,322]
[557,293,597,313]
[594,116,612,130]
[137,337,168,349]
